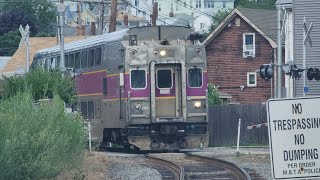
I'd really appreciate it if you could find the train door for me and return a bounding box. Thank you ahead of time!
[154,64,182,119]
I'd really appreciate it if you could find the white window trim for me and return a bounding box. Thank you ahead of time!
[247,72,257,87]
[243,33,255,58]
[130,69,147,90]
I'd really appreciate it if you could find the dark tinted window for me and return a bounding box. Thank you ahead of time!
[68,54,75,68]
[88,101,94,119]
[131,69,146,89]
[81,51,87,68]
[81,102,87,119]
[157,69,172,88]
[64,55,68,68]
[75,52,81,69]
[95,48,101,65]
[188,68,202,87]
[88,49,94,67]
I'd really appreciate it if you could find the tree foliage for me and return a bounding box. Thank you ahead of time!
[2,69,76,103]
[0,93,86,179]
[236,0,277,10]
[208,83,222,106]
[0,30,21,56]
[209,9,232,32]
[0,0,56,35]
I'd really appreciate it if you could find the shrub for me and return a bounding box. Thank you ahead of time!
[0,93,86,179]
[208,83,222,106]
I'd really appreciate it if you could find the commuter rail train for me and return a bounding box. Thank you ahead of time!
[32,26,208,150]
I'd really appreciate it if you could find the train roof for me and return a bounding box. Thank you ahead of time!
[34,26,191,60]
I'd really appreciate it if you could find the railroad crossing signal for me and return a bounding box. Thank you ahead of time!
[259,64,273,80]
[303,20,313,47]
[19,24,30,72]
[306,67,320,80]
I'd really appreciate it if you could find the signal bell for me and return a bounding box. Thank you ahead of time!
[260,64,274,80]
[307,67,320,81]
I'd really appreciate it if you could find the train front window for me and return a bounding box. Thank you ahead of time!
[157,69,172,88]
[131,69,146,89]
[188,67,202,87]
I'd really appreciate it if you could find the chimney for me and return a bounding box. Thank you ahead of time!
[91,22,96,35]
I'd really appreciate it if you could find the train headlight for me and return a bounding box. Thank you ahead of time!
[194,101,201,108]
[159,50,166,57]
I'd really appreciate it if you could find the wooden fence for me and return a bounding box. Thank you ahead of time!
[208,104,269,147]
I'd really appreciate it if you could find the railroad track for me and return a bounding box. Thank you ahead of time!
[144,155,184,180]
[144,153,251,180]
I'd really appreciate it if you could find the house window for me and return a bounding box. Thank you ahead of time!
[223,1,226,8]
[200,23,205,29]
[196,0,201,8]
[190,0,193,7]
[205,0,214,8]
[243,33,255,58]
[135,0,139,6]
[235,18,240,26]
[247,72,257,87]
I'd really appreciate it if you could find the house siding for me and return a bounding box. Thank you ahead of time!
[293,0,320,97]
[206,15,274,104]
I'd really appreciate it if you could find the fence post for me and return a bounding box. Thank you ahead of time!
[88,120,92,153]
[236,118,241,156]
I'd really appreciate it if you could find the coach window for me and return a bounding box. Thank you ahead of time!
[88,101,94,119]
[64,55,69,68]
[45,58,50,70]
[75,52,81,69]
[95,47,101,65]
[88,49,95,67]
[81,102,88,119]
[56,56,61,69]
[131,69,146,89]
[81,51,87,68]
[157,69,172,88]
[188,67,203,88]
[68,53,75,68]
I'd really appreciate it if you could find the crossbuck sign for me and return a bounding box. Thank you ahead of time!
[19,24,30,72]
[267,96,320,179]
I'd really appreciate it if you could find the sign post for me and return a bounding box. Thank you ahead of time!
[267,96,320,179]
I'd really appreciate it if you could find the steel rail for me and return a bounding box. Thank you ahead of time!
[146,155,184,180]
[185,153,251,180]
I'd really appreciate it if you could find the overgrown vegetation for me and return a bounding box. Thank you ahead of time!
[0,93,86,179]
[235,0,277,10]
[208,83,222,106]
[209,9,232,32]
[2,69,76,103]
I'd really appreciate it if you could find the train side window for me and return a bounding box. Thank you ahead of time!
[130,69,146,89]
[157,69,172,88]
[68,53,75,68]
[88,49,94,67]
[81,51,87,68]
[103,77,107,95]
[45,58,51,70]
[51,57,56,69]
[88,101,94,119]
[81,102,88,119]
[75,52,81,69]
[64,55,69,68]
[188,67,203,88]
[95,101,101,119]
[95,47,101,65]
[57,56,61,69]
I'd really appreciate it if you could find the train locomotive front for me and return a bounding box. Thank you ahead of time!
[32,26,208,151]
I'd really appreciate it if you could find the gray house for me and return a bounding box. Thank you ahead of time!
[293,0,320,97]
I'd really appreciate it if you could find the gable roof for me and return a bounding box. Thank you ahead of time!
[203,8,277,48]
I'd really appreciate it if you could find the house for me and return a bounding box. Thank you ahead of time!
[292,0,320,97]
[203,8,277,104]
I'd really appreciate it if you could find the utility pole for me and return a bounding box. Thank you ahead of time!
[276,6,282,98]
[58,0,66,73]
[99,2,105,34]
[109,0,117,32]
[302,17,313,96]
[151,2,158,26]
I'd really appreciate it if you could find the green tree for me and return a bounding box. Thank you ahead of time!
[2,69,76,103]
[0,30,21,56]
[209,9,232,32]
[236,0,277,10]
[208,83,222,106]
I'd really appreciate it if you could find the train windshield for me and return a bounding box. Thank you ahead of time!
[188,68,202,87]
[157,69,172,88]
[131,69,146,89]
